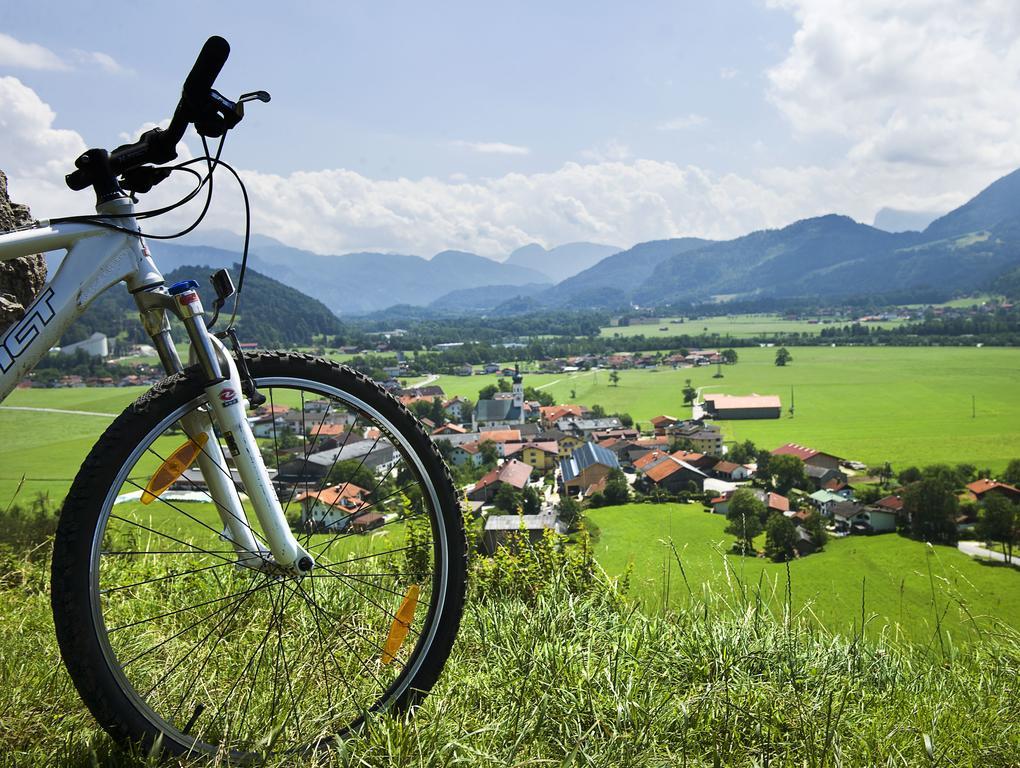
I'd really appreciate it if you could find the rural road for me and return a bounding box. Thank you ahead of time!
[0,405,116,418]
[958,540,1018,567]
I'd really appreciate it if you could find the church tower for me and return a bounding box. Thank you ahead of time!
[512,363,524,423]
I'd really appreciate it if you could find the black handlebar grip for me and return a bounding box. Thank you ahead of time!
[183,36,230,100]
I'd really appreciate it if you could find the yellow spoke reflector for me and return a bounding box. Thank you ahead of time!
[141,432,209,505]
[381,584,420,665]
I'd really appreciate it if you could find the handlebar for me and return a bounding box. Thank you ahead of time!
[65,36,237,194]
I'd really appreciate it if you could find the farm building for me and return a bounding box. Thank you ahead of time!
[702,394,781,420]
[771,443,842,471]
[711,489,790,517]
[642,456,708,493]
[482,513,563,554]
[560,442,620,494]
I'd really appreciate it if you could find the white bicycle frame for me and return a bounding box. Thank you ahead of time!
[0,195,313,574]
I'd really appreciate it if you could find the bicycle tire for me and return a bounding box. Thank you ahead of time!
[51,352,467,760]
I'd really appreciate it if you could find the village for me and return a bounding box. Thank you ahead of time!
[222,361,1020,564]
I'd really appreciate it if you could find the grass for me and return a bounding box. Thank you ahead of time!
[428,346,1020,473]
[599,314,909,338]
[585,503,1020,645]
[1,532,1018,766]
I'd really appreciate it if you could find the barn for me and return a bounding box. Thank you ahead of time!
[702,394,781,420]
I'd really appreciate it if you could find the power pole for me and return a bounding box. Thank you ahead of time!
[972,394,976,419]
[789,385,795,418]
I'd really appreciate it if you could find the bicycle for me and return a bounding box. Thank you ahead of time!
[0,36,466,760]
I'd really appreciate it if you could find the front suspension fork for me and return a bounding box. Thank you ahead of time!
[138,282,314,575]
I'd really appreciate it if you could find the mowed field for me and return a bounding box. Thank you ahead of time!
[599,314,908,338]
[428,346,1020,473]
[586,503,1020,644]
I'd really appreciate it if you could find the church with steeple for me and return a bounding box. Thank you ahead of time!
[472,364,526,429]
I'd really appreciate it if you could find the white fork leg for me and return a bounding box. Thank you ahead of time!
[200,338,314,574]
[178,410,267,563]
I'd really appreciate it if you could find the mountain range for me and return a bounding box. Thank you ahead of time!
[153,166,1020,315]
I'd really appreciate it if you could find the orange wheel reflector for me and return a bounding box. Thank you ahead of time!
[141,433,209,505]
[381,584,420,665]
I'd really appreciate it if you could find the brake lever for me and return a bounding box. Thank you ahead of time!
[234,90,271,120]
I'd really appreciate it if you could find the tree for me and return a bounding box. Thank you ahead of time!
[765,513,798,561]
[570,388,577,400]
[721,348,738,364]
[603,468,631,506]
[902,478,958,544]
[493,483,522,513]
[769,453,807,495]
[557,495,582,530]
[326,459,377,492]
[1003,459,1020,486]
[801,509,828,550]
[609,370,620,387]
[775,347,793,366]
[727,439,758,465]
[617,412,634,428]
[478,440,499,467]
[898,466,922,485]
[682,379,697,405]
[524,386,554,406]
[591,404,607,418]
[478,378,510,401]
[521,485,543,516]
[977,494,1019,563]
[725,488,765,555]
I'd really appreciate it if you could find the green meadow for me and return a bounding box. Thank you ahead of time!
[586,503,1020,645]
[2,346,1019,507]
[599,314,908,338]
[428,346,1020,472]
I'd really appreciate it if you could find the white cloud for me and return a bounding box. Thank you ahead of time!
[719,67,739,80]
[0,77,86,215]
[657,114,708,131]
[450,140,530,155]
[72,49,130,75]
[0,33,67,70]
[766,0,1020,203]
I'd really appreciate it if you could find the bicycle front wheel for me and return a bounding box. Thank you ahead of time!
[51,352,466,760]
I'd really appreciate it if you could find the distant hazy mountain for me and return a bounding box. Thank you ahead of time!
[145,241,550,315]
[538,168,1020,308]
[504,242,621,282]
[872,207,942,233]
[544,238,713,309]
[922,167,1020,241]
[429,282,550,311]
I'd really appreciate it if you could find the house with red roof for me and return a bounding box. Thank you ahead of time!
[294,483,371,532]
[966,479,1020,503]
[771,443,842,471]
[467,459,534,503]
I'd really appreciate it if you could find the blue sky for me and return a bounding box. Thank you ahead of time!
[2,1,1019,258]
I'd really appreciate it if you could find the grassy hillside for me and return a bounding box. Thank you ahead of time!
[427,346,1020,472]
[586,503,1020,645]
[0,527,1017,766]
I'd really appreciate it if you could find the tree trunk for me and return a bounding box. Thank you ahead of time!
[0,170,48,331]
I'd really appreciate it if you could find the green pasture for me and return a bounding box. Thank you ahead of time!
[586,503,1020,645]
[430,346,1020,472]
[600,314,908,339]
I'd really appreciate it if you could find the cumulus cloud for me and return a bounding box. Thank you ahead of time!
[657,114,708,131]
[450,140,530,155]
[0,33,67,70]
[0,77,86,214]
[766,0,1020,209]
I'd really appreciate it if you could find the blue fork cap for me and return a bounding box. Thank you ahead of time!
[168,279,200,296]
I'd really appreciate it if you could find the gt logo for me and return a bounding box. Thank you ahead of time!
[0,288,57,374]
[218,388,239,407]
